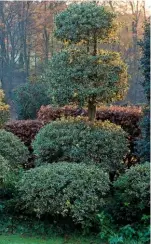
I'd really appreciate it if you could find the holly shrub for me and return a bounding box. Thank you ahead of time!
[33,119,128,173]
[0,130,28,169]
[17,162,110,229]
[113,162,150,223]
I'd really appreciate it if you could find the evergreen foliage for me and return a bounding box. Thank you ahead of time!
[17,162,110,228]
[0,129,28,168]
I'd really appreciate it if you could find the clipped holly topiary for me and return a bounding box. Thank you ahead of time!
[0,129,28,168]
[17,162,110,228]
[33,120,128,173]
[42,2,128,121]
[44,48,128,121]
[55,2,116,44]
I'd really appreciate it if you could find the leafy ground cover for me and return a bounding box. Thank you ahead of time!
[0,235,101,244]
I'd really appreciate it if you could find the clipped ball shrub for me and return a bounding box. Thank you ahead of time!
[0,130,29,168]
[18,162,110,228]
[13,82,50,119]
[33,120,128,173]
[113,162,150,223]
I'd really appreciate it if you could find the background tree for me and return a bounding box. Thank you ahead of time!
[0,0,149,109]
[136,20,150,162]
[44,2,128,121]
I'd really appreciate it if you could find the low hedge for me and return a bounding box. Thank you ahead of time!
[37,105,142,137]
[5,120,44,148]
[17,162,110,228]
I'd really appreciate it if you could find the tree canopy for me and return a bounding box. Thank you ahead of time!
[43,2,128,120]
[139,20,150,101]
[55,3,116,45]
[44,48,128,106]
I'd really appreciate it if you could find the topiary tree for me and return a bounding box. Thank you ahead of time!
[33,119,128,174]
[43,3,128,121]
[17,162,110,229]
[13,82,50,119]
[0,129,29,169]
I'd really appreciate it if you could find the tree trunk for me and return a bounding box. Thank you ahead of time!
[88,31,97,121]
[88,98,96,121]
[93,31,97,56]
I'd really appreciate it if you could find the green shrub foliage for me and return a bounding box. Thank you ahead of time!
[13,82,50,119]
[18,162,110,228]
[0,130,28,168]
[113,162,150,222]
[0,155,10,186]
[136,107,150,162]
[55,2,116,44]
[136,21,150,162]
[44,49,128,111]
[33,120,128,173]
[139,21,150,101]
[42,2,128,121]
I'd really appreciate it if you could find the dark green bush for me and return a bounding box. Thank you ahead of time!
[0,154,23,201]
[0,129,28,169]
[0,155,10,186]
[136,107,150,162]
[33,120,128,173]
[113,162,150,223]
[13,82,50,119]
[97,211,150,244]
[17,162,110,228]
[136,21,150,162]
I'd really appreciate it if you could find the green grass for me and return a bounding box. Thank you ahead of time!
[0,234,101,244]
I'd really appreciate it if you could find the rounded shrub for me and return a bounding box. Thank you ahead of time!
[0,154,22,200]
[17,162,110,228]
[33,120,128,172]
[0,129,29,168]
[113,162,150,223]
[13,82,50,119]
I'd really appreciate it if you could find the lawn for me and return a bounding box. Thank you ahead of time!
[0,235,101,244]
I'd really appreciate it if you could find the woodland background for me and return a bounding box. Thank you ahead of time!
[0,0,150,116]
